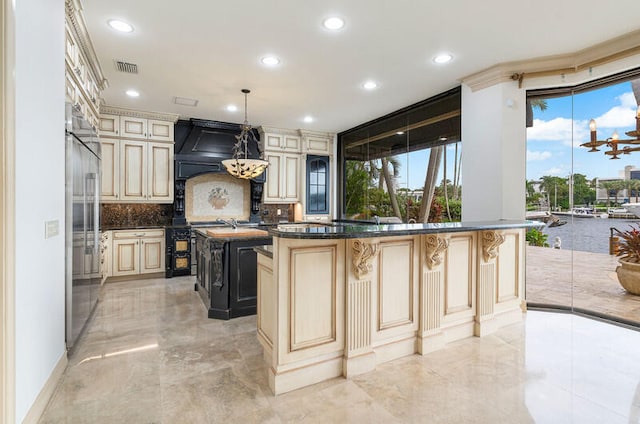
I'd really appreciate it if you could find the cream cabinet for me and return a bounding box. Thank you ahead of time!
[263,152,300,203]
[119,140,174,203]
[100,115,175,142]
[119,116,174,142]
[64,8,106,129]
[111,229,165,277]
[101,138,119,201]
[99,114,120,137]
[263,133,301,153]
[302,134,333,155]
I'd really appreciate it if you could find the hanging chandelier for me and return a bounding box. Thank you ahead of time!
[581,106,640,159]
[222,89,269,179]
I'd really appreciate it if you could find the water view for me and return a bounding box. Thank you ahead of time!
[542,217,640,254]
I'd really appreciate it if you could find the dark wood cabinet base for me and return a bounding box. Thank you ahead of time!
[195,232,272,320]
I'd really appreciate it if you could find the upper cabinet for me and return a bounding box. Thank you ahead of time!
[65,0,107,129]
[99,106,179,204]
[264,133,301,153]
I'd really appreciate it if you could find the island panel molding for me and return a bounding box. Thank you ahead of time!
[424,234,450,270]
[443,233,476,318]
[481,230,506,262]
[351,240,378,279]
[496,231,521,303]
[418,269,445,354]
[346,279,372,352]
[377,239,416,332]
[289,246,338,352]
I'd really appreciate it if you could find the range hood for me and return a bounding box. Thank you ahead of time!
[172,118,265,225]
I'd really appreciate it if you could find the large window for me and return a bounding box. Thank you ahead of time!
[338,87,462,223]
[525,68,640,327]
[306,155,329,214]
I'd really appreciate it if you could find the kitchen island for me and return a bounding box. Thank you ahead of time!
[194,227,272,319]
[256,220,541,394]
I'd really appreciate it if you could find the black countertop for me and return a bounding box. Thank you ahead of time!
[268,220,544,240]
[253,245,273,258]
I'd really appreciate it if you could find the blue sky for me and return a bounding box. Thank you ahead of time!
[526,81,639,181]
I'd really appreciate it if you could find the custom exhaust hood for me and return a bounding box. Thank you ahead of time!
[172,118,264,225]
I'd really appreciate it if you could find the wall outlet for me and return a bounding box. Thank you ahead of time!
[276,208,281,216]
[45,220,59,238]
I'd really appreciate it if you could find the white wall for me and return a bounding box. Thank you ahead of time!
[14,0,66,421]
[461,82,526,221]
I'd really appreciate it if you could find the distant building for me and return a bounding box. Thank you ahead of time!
[595,166,640,204]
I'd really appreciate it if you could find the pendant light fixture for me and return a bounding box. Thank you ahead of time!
[222,89,269,179]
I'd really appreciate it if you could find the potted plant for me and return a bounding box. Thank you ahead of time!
[614,225,640,295]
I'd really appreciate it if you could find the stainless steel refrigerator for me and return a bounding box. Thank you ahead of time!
[65,103,101,351]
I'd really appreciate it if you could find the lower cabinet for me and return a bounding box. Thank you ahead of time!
[195,232,272,319]
[111,229,165,277]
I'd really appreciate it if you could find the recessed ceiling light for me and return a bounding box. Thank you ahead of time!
[125,89,139,97]
[396,131,405,135]
[303,116,314,123]
[108,19,134,33]
[261,56,280,66]
[363,80,378,90]
[323,17,345,30]
[226,105,238,112]
[433,53,453,64]
[439,136,448,141]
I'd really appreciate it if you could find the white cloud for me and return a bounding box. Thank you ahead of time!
[527,150,552,161]
[593,105,636,129]
[618,91,637,109]
[527,117,589,148]
[544,167,564,176]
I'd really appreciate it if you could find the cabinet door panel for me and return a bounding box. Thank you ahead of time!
[264,153,282,203]
[120,140,147,201]
[112,239,139,276]
[283,154,300,201]
[148,119,174,142]
[99,114,120,137]
[265,134,283,150]
[100,139,119,201]
[140,237,165,274]
[120,117,147,139]
[147,143,174,202]
[283,136,301,152]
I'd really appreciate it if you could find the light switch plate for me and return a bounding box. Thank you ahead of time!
[45,220,59,238]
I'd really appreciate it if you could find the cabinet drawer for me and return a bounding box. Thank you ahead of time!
[113,229,165,239]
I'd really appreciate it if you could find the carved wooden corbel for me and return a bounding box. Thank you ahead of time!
[424,234,449,270]
[352,240,379,279]
[482,230,506,262]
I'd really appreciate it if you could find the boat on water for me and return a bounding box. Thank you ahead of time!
[622,203,640,218]
[554,207,608,219]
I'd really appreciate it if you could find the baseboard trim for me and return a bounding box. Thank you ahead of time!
[22,351,67,424]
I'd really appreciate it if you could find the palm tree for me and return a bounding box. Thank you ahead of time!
[418,145,444,222]
[381,156,402,219]
[599,180,614,207]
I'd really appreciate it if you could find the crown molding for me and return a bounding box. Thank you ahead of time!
[257,126,301,137]
[65,0,108,91]
[298,129,336,139]
[100,105,180,123]
[462,29,640,91]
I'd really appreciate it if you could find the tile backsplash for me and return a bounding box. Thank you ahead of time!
[259,203,294,224]
[101,204,173,228]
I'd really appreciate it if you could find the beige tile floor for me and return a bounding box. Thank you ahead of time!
[39,276,640,424]
[526,246,640,323]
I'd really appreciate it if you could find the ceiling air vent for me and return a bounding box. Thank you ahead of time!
[114,60,138,74]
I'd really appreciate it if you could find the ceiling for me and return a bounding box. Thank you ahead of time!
[83,0,640,134]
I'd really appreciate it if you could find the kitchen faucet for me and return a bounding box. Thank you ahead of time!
[217,218,237,229]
